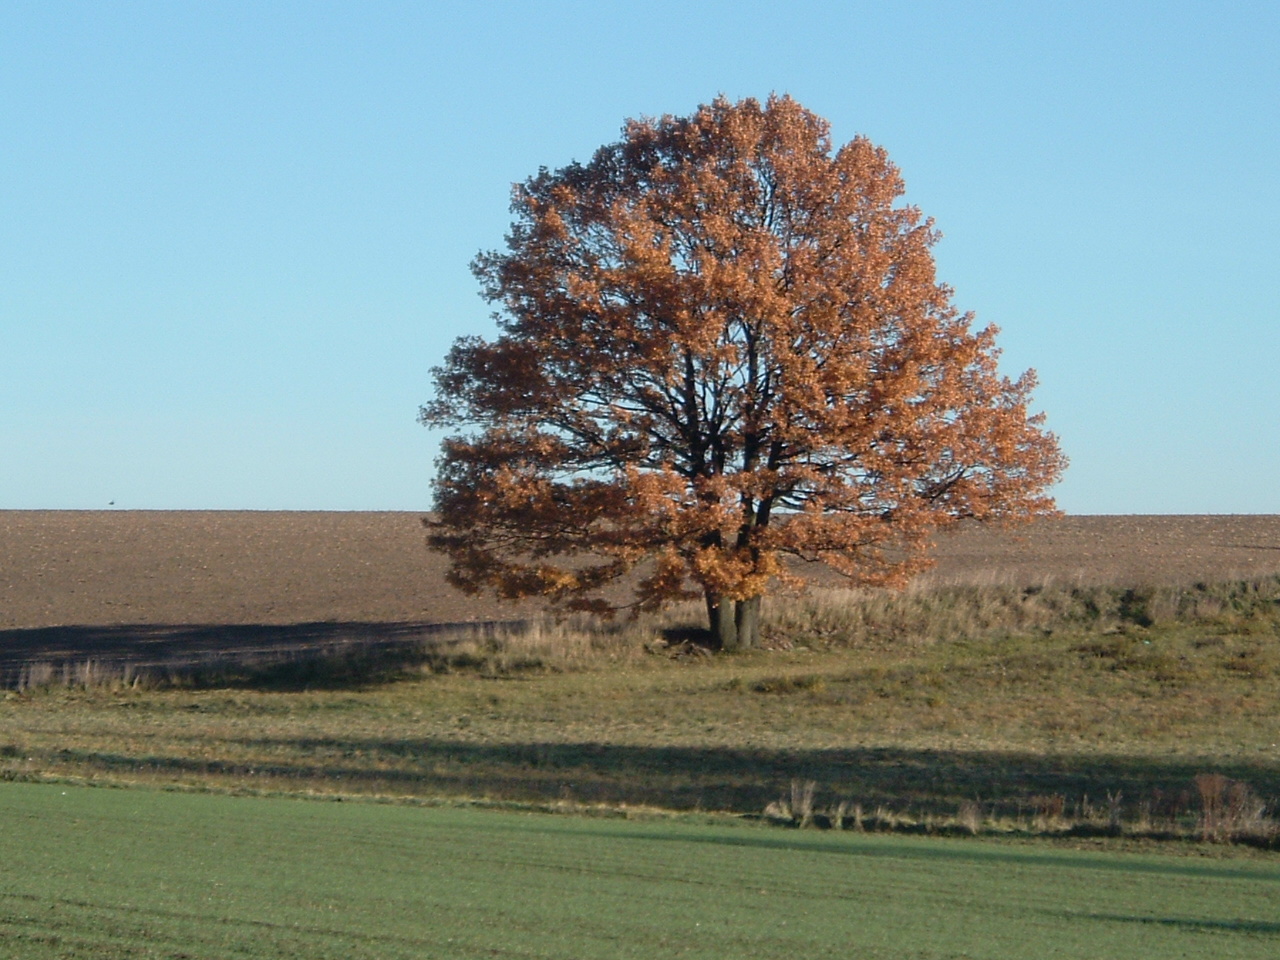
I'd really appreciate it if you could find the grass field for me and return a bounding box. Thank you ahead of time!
[2,512,1278,956]
[2,782,1278,960]
[4,574,1280,840]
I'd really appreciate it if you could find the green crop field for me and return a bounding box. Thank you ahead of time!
[1,782,1278,959]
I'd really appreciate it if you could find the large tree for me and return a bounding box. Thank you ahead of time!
[422,94,1066,650]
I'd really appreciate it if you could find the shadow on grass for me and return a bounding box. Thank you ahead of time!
[21,736,1280,840]
[0,620,527,691]
[513,822,1280,881]
[1049,913,1280,933]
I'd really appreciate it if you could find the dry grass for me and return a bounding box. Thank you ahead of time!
[13,574,1278,692]
[2,511,1279,848]
[756,575,1280,649]
[2,574,1278,847]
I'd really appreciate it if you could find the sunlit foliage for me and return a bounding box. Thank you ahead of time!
[422,95,1065,648]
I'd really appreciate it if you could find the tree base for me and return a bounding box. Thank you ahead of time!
[706,594,762,651]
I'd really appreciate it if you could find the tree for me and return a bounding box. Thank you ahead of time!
[421,94,1066,650]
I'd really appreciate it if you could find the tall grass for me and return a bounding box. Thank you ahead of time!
[756,775,1279,848]
[7,616,659,692]
[9,574,1280,692]
[756,574,1280,649]
[453,573,1280,664]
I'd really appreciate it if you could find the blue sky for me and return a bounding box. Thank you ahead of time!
[2,1,1276,513]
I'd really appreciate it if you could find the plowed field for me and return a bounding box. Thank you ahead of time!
[2,511,1278,679]
[4,511,1280,631]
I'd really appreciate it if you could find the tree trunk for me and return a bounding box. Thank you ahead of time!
[705,593,738,650]
[734,595,762,650]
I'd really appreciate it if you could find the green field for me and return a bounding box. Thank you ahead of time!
[1,782,1278,959]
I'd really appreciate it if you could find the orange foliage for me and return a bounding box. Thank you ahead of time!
[421,95,1066,647]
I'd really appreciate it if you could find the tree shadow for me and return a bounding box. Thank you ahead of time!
[31,735,1280,837]
[0,620,527,691]
[660,625,714,646]
[1044,912,1280,933]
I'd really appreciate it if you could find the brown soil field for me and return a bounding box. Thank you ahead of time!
[5,511,1280,630]
[2,511,1279,682]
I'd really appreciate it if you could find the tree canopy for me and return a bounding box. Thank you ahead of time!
[421,94,1066,649]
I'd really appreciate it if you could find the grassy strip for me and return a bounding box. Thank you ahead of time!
[7,575,1280,691]
[2,782,1279,960]
[2,576,1278,844]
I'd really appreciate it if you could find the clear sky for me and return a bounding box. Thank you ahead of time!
[2,1,1276,514]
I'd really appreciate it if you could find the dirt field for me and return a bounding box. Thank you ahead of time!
[4,511,1280,632]
[2,511,1279,682]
